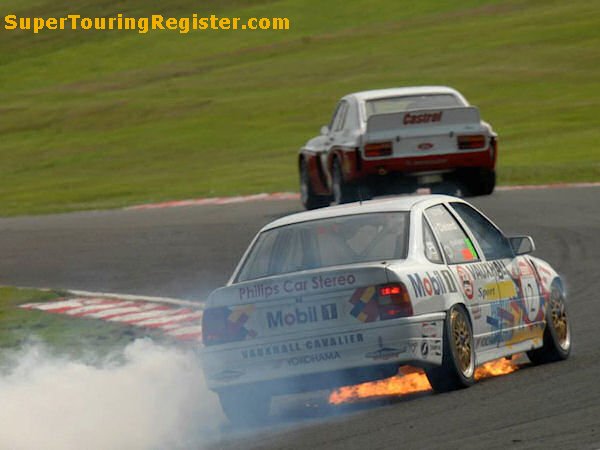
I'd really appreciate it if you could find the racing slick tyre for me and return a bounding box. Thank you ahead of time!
[425,305,475,392]
[462,168,496,197]
[527,280,571,364]
[300,159,330,210]
[332,159,357,205]
[217,386,271,426]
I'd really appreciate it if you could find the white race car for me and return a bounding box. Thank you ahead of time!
[299,86,498,209]
[201,195,571,424]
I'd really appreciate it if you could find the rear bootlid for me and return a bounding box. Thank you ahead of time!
[205,262,397,342]
[365,106,489,157]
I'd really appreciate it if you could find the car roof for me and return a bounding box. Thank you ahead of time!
[262,194,463,231]
[347,86,463,102]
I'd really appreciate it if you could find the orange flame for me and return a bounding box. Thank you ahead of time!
[328,356,521,405]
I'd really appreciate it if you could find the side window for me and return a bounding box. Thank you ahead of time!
[423,218,443,264]
[343,102,359,131]
[328,102,343,131]
[425,205,479,264]
[332,101,348,132]
[451,202,514,260]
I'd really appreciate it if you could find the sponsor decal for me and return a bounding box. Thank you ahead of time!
[457,261,511,300]
[214,304,257,341]
[482,298,545,348]
[475,323,544,349]
[407,270,458,299]
[462,260,510,281]
[515,258,544,323]
[477,280,517,302]
[431,339,442,356]
[365,337,406,361]
[403,111,443,125]
[287,351,340,366]
[517,259,534,276]
[478,283,497,301]
[417,142,434,150]
[456,266,474,300]
[421,341,429,357]
[349,286,378,322]
[266,303,338,329]
[497,280,518,299]
[462,238,477,261]
[240,332,363,360]
[421,321,439,338]
[475,334,504,348]
[408,341,419,356]
[238,273,356,301]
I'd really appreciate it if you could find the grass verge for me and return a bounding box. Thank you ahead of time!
[0,286,167,358]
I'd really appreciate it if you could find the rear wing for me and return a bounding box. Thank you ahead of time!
[366,106,481,137]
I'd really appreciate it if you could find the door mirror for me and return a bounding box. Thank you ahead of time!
[320,125,330,135]
[509,236,535,255]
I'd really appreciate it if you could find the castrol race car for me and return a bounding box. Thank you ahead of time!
[299,86,498,209]
[201,195,571,424]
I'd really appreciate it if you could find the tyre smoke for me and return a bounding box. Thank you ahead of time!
[0,339,223,450]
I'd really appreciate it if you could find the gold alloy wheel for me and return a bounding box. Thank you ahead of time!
[451,309,474,377]
[550,293,570,350]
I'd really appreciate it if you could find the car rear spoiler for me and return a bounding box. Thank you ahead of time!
[366,106,481,138]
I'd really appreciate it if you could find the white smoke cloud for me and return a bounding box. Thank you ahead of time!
[0,339,224,450]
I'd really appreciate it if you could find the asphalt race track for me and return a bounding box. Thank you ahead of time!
[1,187,599,449]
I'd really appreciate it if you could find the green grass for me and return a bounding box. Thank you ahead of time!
[0,0,599,216]
[0,286,166,357]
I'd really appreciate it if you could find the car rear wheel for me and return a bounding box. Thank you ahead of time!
[300,159,330,210]
[217,386,271,426]
[332,159,357,205]
[425,305,475,392]
[527,281,571,364]
[462,168,496,196]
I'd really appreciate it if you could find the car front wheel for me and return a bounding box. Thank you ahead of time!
[425,304,475,392]
[527,280,571,364]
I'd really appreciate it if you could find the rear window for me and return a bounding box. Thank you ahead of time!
[366,94,463,117]
[236,212,409,282]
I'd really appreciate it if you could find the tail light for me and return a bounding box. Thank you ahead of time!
[457,135,486,149]
[364,142,393,157]
[377,283,413,320]
[201,307,245,346]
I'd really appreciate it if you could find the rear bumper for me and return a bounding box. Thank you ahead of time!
[201,312,445,392]
[345,148,495,182]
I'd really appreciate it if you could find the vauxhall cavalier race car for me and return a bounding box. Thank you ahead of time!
[201,195,570,424]
[299,86,498,209]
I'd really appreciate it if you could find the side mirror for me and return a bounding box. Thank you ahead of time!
[320,125,330,135]
[509,236,535,255]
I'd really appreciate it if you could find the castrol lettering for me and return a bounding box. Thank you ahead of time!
[403,111,443,125]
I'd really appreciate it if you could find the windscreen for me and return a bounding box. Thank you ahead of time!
[366,94,463,117]
[236,212,409,282]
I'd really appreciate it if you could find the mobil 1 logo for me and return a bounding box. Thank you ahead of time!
[408,270,458,298]
[267,303,338,329]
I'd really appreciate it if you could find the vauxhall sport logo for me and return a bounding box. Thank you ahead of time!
[266,304,338,329]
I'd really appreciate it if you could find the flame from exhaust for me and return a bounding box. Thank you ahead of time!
[328,356,521,405]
